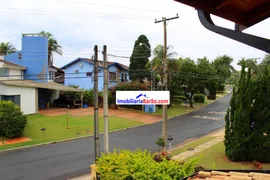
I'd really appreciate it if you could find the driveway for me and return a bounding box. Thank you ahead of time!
[39,107,162,124]
[0,93,231,180]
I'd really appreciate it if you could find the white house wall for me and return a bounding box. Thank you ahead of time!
[0,68,23,80]
[50,90,59,103]
[9,69,23,79]
[0,84,37,115]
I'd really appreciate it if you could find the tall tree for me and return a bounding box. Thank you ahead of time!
[260,54,270,68]
[129,35,151,82]
[146,45,178,83]
[225,58,270,162]
[212,55,235,91]
[39,31,63,66]
[177,58,199,107]
[0,42,17,55]
[197,57,218,99]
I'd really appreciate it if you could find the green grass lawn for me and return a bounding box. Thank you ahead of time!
[171,135,215,156]
[0,114,142,150]
[186,142,270,170]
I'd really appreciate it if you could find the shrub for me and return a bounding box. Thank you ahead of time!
[65,85,81,99]
[96,149,198,180]
[108,92,113,107]
[155,137,165,152]
[194,94,205,103]
[217,83,225,91]
[0,101,27,138]
[83,89,94,105]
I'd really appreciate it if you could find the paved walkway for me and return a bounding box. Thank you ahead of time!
[39,107,162,124]
[68,174,90,180]
[171,129,224,161]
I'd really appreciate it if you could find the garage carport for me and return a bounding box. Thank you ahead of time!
[0,80,84,114]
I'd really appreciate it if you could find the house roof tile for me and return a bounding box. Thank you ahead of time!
[61,57,129,70]
[0,80,83,92]
[186,170,270,180]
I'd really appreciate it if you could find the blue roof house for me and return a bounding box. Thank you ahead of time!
[0,33,83,112]
[61,58,130,91]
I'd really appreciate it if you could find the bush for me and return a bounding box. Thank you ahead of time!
[83,89,94,105]
[65,85,81,99]
[0,101,27,138]
[108,92,113,107]
[217,83,225,91]
[96,149,198,180]
[194,94,205,103]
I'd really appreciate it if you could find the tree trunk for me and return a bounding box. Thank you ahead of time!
[189,97,193,108]
[48,47,52,66]
[189,93,194,108]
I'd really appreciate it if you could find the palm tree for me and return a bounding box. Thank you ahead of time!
[147,44,178,85]
[0,42,17,55]
[39,31,63,66]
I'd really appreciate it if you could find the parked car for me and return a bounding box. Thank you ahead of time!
[53,96,82,108]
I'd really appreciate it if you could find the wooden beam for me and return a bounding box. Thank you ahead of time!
[216,0,235,10]
[174,0,248,26]
[247,1,270,26]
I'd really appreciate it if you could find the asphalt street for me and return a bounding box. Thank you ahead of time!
[0,92,231,180]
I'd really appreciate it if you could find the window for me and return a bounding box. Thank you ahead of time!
[1,95,21,106]
[0,68,8,77]
[109,72,116,80]
[21,70,24,79]
[125,74,127,82]
[74,70,79,73]
[18,53,22,60]
[49,71,54,80]
[121,73,124,82]
[86,72,92,77]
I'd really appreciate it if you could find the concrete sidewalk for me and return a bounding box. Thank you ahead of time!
[68,174,90,180]
[171,128,224,161]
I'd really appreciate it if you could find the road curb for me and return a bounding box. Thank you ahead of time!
[0,93,231,154]
[0,123,151,154]
[170,126,225,152]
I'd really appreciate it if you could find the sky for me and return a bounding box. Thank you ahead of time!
[0,0,269,70]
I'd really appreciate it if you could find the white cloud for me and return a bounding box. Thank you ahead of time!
[0,0,269,70]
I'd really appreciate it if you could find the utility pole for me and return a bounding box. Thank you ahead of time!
[94,45,100,160]
[155,14,179,152]
[103,45,109,154]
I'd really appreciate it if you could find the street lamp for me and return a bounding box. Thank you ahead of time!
[139,43,163,90]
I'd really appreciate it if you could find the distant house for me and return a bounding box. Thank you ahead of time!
[61,58,130,91]
[0,33,83,114]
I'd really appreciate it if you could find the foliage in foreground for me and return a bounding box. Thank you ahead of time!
[224,59,270,162]
[96,149,198,180]
[0,101,27,138]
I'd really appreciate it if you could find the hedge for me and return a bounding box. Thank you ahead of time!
[96,149,198,180]
[194,94,205,103]
[0,101,27,138]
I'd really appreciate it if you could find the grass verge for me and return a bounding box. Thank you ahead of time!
[0,114,143,150]
[186,142,270,170]
[171,135,215,156]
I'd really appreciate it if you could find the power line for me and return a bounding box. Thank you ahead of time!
[0,71,223,81]
[51,0,177,14]
[0,7,156,19]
